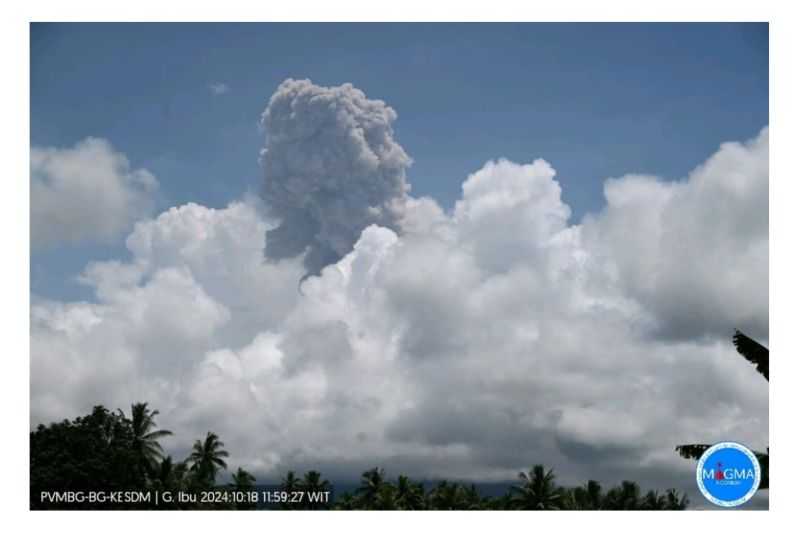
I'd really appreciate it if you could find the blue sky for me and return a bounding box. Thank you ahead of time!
[30,23,768,300]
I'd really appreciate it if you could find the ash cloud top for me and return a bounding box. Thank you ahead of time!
[259,79,412,276]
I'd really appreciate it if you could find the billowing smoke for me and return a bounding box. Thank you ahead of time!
[259,79,412,276]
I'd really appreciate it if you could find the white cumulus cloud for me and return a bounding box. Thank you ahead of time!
[30,81,768,501]
[31,137,159,249]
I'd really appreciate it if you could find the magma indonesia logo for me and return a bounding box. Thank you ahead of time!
[696,442,761,507]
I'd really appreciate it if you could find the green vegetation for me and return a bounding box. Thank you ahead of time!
[325,466,688,510]
[30,401,689,510]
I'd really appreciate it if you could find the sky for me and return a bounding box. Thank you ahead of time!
[30,23,768,506]
[30,22,768,299]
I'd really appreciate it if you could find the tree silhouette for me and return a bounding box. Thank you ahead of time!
[188,432,229,487]
[30,402,691,510]
[511,464,563,510]
[125,402,172,479]
[428,481,467,510]
[298,470,332,509]
[733,329,768,380]
[568,479,604,510]
[665,488,690,510]
[333,492,358,510]
[228,467,257,509]
[676,329,769,490]
[230,467,256,490]
[278,470,301,510]
[642,489,668,510]
[30,406,140,508]
[394,475,426,510]
[354,467,386,509]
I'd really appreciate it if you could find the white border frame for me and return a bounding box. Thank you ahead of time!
[4,1,799,531]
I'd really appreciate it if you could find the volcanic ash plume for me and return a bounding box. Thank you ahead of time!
[259,79,412,276]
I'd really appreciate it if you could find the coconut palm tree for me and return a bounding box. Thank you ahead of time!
[355,467,386,509]
[394,475,426,510]
[643,490,668,510]
[568,479,604,510]
[585,480,604,510]
[461,484,485,510]
[228,467,257,510]
[153,456,176,490]
[277,471,301,509]
[299,470,330,493]
[298,470,332,509]
[280,471,299,491]
[375,484,399,510]
[333,492,358,510]
[230,467,256,490]
[123,402,172,479]
[676,329,769,489]
[733,329,768,380]
[428,480,466,510]
[188,432,229,487]
[665,488,690,510]
[151,456,192,508]
[511,464,563,510]
[618,480,642,510]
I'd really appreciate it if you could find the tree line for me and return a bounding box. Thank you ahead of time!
[300,465,688,510]
[30,401,688,510]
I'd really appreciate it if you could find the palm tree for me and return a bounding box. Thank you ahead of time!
[333,492,358,510]
[227,467,257,510]
[665,488,689,510]
[280,470,300,491]
[188,432,229,487]
[124,402,172,479]
[733,329,768,380]
[568,480,604,510]
[299,470,332,509]
[151,456,189,509]
[603,485,623,510]
[375,484,398,510]
[618,480,642,510]
[278,471,300,510]
[394,475,426,510]
[512,465,563,510]
[154,456,176,489]
[462,484,485,510]
[643,490,667,510]
[585,480,604,510]
[492,492,516,510]
[230,467,256,490]
[676,329,769,490]
[355,467,385,509]
[428,480,466,510]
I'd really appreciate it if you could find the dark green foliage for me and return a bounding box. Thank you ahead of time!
[297,470,332,509]
[353,466,386,509]
[229,467,258,509]
[188,432,229,488]
[30,403,232,509]
[30,403,689,510]
[30,406,142,509]
[127,402,173,480]
[733,329,768,380]
[511,465,562,510]
[326,465,688,510]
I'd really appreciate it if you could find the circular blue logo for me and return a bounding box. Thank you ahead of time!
[696,442,761,507]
